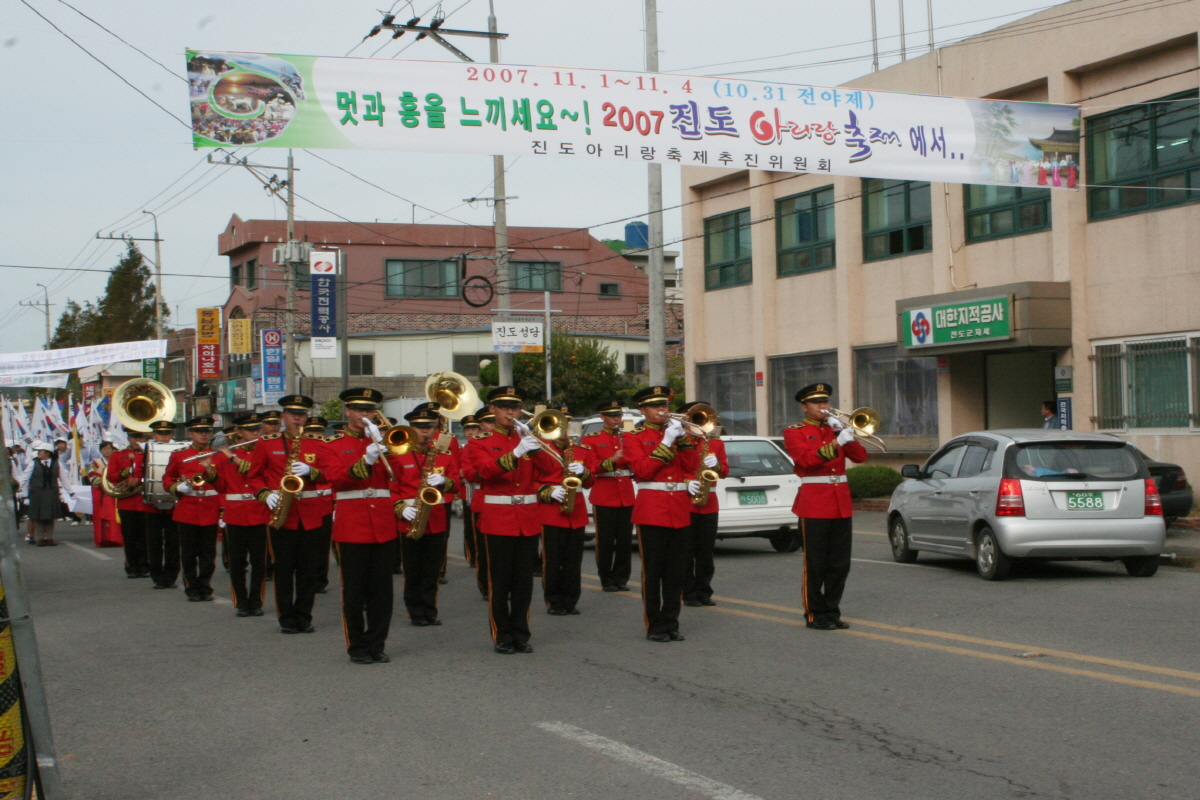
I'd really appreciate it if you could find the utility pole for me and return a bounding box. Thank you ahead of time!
[899,0,907,61]
[543,292,562,402]
[141,211,164,341]
[870,0,880,71]
[20,284,52,349]
[645,0,667,386]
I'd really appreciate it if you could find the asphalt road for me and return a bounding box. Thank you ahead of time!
[23,513,1200,800]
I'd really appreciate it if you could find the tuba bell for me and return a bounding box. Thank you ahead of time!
[424,371,480,421]
[112,378,177,433]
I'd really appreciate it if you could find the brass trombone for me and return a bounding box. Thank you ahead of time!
[667,402,719,438]
[823,406,888,452]
[513,408,568,466]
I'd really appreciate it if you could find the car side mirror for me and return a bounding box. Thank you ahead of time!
[901,464,922,479]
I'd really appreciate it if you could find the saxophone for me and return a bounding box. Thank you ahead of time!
[692,434,720,507]
[560,439,582,515]
[270,433,305,530]
[407,445,443,541]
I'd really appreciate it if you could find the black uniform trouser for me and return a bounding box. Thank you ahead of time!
[338,539,398,658]
[684,512,719,602]
[542,525,585,612]
[484,533,538,645]
[800,517,853,624]
[270,515,330,630]
[473,513,489,598]
[314,530,332,592]
[145,511,179,586]
[178,522,218,598]
[638,524,691,635]
[594,505,634,588]
[118,509,151,576]
[226,523,269,611]
[463,503,477,566]
[402,531,447,620]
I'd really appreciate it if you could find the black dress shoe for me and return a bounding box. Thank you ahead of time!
[235,608,251,617]
[201,594,215,602]
[617,584,631,591]
[832,619,849,629]
[667,630,686,641]
[315,587,327,593]
[152,583,167,589]
[514,642,534,654]
[566,607,581,615]
[279,626,299,634]
[547,608,568,616]
[807,620,837,630]
[602,585,619,592]
[684,599,702,607]
[426,617,442,626]
[411,618,431,627]
[300,625,315,633]
[438,576,448,585]
[250,608,265,617]
[372,652,391,663]
[162,582,178,589]
[493,642,517,655]
[350,654,375,665]
[699,598,716,607]
[187,595,203,602]
[126,572,141,578]
[646,632,671,643]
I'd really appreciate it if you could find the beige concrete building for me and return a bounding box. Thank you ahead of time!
[682,0,1200,475]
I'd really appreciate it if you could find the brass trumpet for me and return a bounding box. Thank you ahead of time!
[823,406,887,452]
[667,402,719,438]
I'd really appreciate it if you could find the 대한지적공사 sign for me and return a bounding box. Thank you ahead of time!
[902,297,1012,348]
[186,50,1081,189]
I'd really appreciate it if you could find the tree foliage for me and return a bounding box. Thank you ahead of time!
[49,241,168,349]
[480,330,634,415]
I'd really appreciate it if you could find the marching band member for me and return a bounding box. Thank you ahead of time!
[581,399,635,593]
[163,416,222,602]
[461,387,557,655]
[246,395,332,634]
[106,428,156,577]
[302,414,334,593]
[534,419,596,616]
[680,401,729,608]
[458,413,481,569]
[145,420,180,589]
[322,388,399,664]
[391,404,459,627]
[210,413,270,617]
[259,410,282,437]
[782,383,869,631]
[468,406,495,601]
[304,415,328,436]
[625,386,698,643]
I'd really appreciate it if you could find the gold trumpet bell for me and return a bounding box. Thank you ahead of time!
[423,371,480,421]
[667,402,719,437]
[827,406,887,451]
[112,378,177,433]
[528,408,569,442]
[383,424,421,456]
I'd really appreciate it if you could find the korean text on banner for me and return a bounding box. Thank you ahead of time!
[197,308,221,345]
[260,329,285,404]
[186,50,1081,189]
[197,308,222,381]
[0,340,167,377]
[492,322,543,354]
[228,318,253,355]
[0,374,70,389]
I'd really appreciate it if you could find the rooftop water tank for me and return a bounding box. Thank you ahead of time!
[624,221,649,250]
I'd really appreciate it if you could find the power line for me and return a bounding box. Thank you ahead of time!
[0,263,226,279]
[50,0,185,83]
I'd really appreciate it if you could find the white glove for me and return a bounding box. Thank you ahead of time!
[824,414,845,433]
[218,519,226,529]
[402,504,419,521]
[550,486,567,502]
[176,482,194,495]
[513,435,541,457]
[687,480,702,496]
[15,492,26,501]
[426,472,445,488]
[289,461,311,477]
[661,419,685,446]
[265,492,281,510]
[567,461,585,476]
[837,428,856,446]
[364,420,383,444]
[364,442,383,464]
[703,453,719,469]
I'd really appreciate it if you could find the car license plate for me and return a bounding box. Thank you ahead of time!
[1066,491,1104,510]
[738,490,767,506]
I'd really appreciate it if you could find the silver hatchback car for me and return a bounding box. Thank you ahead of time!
[888,430,1166,580]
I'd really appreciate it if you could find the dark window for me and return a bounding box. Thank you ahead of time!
[452,353,489,376]
[385,259,458,298]
[1088,91,1200,220]
[854,344,939,447]
[349,354,374,377]
[227,353,252,379]
[769,350,837,431]
[957,444,995,478]
[510,261,562,292]
[697,359,757,434]
[964,185,1051,242]
[776,187,835,276]
[1093,338,1195,429]
[862,179,932,260]
[599,282,620,298]
[703,209,752,290]
[230,263,242,290]
[291,262,308,287]
[244,258,258,290]
[625,353,647,375]
[925,444,965,479]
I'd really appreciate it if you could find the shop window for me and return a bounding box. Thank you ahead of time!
[777,187,835,276]
[511,261,562,292]
[625,353,647,375]
[1093,337,1196,429]
[385,259,458,298]
[1088,91,1200,220]
[854,344,939,448]
[964,185,1051,242]
[703,209,752,290]
[349,354,375,377]
[862,179,931,261]
[697,359,757,435]
[768,351,837,431]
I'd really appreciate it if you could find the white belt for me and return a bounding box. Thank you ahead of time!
[484,494,538,505]
[224,493,256,502]
[639,481,689,492]
[191,489,218,498]
[800,475,847,485]
[298,489,331,499]
[598,470,632,478]
[336,489,394,501]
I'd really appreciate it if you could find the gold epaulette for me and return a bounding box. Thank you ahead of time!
[261,432,282,440]
[470,432,490,439]
[325,432,346,441]
[573,442,593,450]
[787,422,805,429]
[303,432,324,440]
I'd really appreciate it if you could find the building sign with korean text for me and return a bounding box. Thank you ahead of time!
[228,318,253,355]
[197,308,222,380]
[187,51,1081,189]
[310,251,338,359]
[492,322,543,354]
[902,296,1013,348]
[260,329,285,404]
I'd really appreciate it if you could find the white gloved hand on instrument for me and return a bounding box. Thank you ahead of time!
[702,453,718,469]
[265,492,281,510]
[567,461,585,476]
[176,482,194,495]
[550,486,567,502]
[426,472,445,487]
[364,419,384,444]
[402,504,419,521]
[824,413,845,432]
[513,435,541,457]
[290,461,311,477]
[661,419,685,447]
[687,480,702,496]
[364,442,383,464]
[836,428,856,446]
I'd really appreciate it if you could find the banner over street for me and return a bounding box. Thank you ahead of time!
[188,50,1081,188]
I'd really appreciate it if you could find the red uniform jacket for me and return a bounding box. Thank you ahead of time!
[534,441,597,529]
[162,446,222,526]
[626,423,700,529]
[580,428,635,507]
[692,437,730,515]
[466,433,490,514]
[783,418,868,519]
[87,458,119,523]
[245,432,333,531]
[389,447,459,536]
[210,444,271,527]
[461,425,557,536]
[106,446,160,514]
[322,430,397,544]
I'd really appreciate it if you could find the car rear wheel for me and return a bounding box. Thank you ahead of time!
[769,528,802,553]
[975,526,1011,581]
[1122,555,1159,577]
[888,516,918,563]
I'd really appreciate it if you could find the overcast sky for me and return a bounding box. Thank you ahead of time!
[0,0,1060,355]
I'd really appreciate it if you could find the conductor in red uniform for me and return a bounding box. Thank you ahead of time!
[782,383,868,630]
[461,387,557,655]
[581,399,636,592]
[162,416,222,602]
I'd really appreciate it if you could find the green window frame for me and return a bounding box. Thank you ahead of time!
[510,261,562,292]
[230,262,242,290]
[964,185,1051,242]
[244,258,258,291]
[776,187,835,276]
[862,179,932,261]
[385,259,458,298]
[1093,337,1198,430]
[704,209,752,290]
[1088,90,1200,220]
